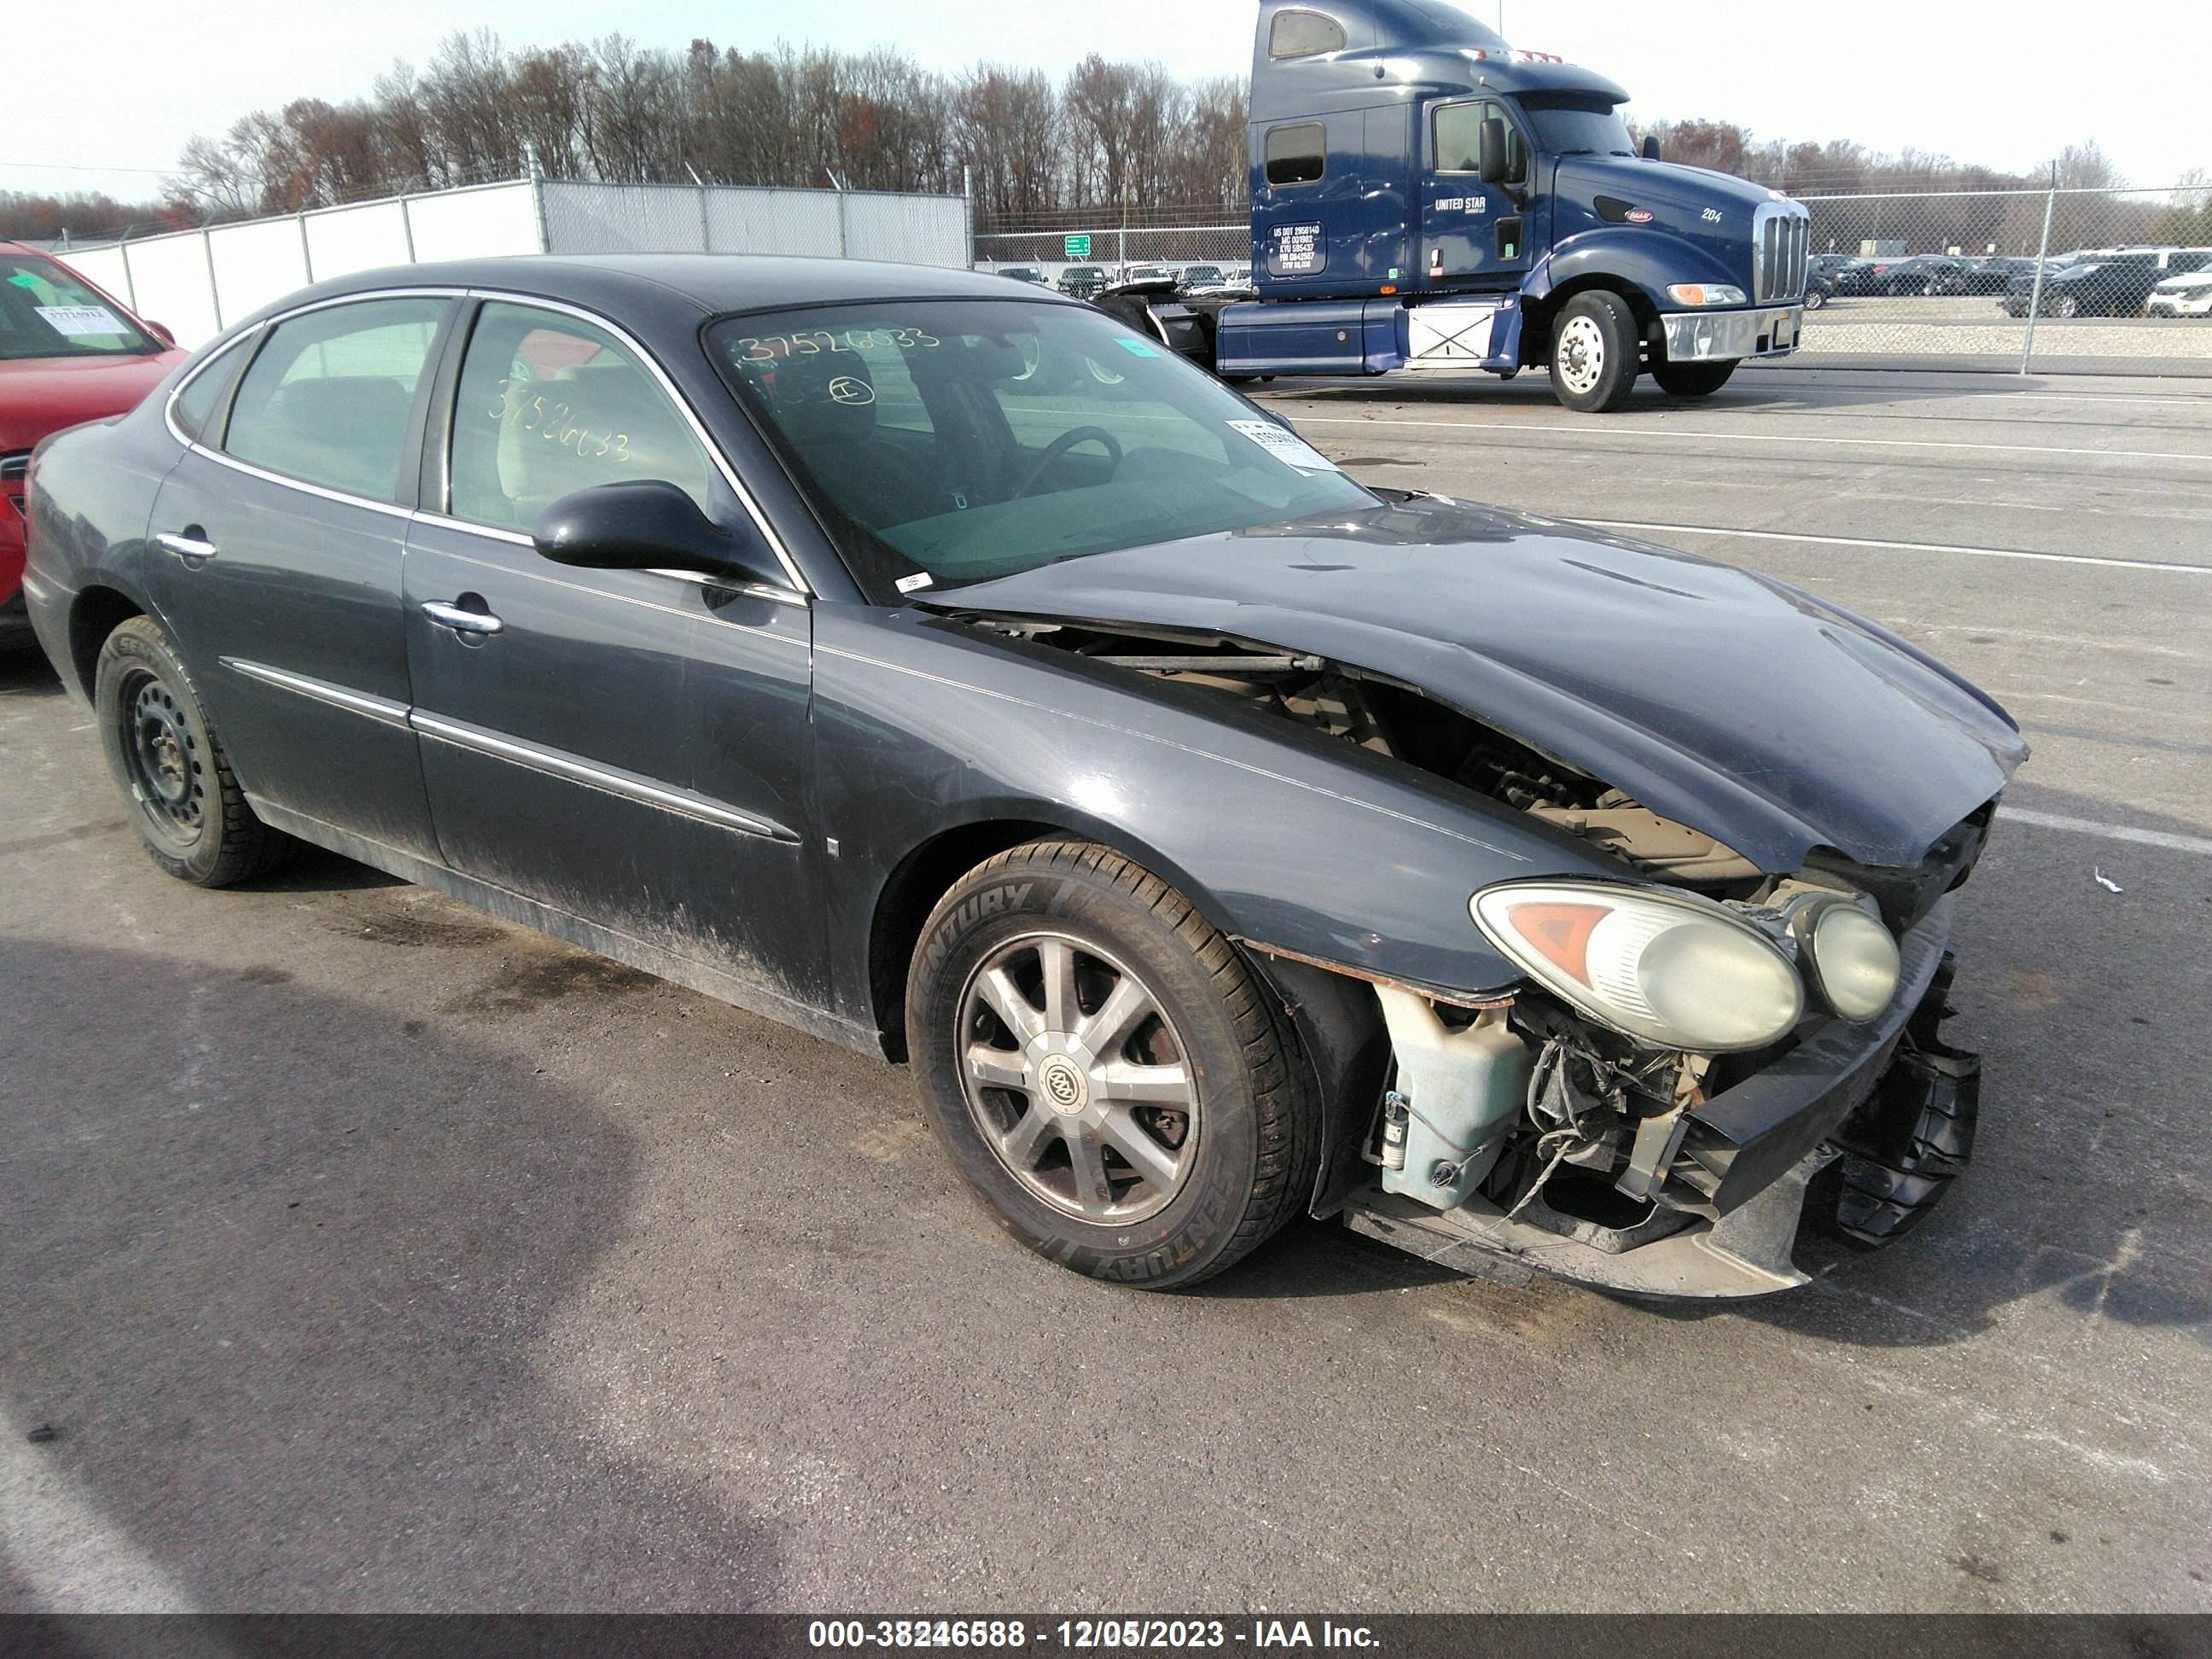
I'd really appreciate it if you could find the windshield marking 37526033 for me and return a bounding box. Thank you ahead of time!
[707,300,1376,602]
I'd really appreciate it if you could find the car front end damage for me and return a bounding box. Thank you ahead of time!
[1331,875,1982,1299]
[941,617,2009,1296]
[930,493,2023,1297]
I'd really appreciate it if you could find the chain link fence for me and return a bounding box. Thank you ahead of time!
[979,185,2212,370]
[974,224,1250,284]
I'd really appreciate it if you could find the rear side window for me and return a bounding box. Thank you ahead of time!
[448,300,715,534]
[171,336,253,445]
[1270,9,1346,58]
[224,298,448,500]
[1265,124,1327,187]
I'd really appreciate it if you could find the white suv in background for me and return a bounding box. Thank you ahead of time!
[2148,264,2212,318]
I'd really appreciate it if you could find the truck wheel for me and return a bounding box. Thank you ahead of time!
[906,840,1319,1289]
[94,615,292,887]
[1548,292,1640,412]
[1651,358,1738,398]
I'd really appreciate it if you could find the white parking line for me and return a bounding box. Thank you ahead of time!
[1570,518,2212,576]
[2001,809,2212,858]
[1292,413,2212,463]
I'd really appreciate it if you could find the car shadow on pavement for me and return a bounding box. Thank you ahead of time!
[0,939,787,1611]
[0,644,63,699]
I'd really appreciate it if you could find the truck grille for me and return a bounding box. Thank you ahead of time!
[1754,206,1810,302]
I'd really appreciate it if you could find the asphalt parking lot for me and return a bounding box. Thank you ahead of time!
[3,363,2209,1615]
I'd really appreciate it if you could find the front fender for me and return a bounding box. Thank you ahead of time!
[1528,225,1739,314]
[813,605,1623,1009]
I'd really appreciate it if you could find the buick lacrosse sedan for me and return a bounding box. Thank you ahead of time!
[24,256,2025,1295]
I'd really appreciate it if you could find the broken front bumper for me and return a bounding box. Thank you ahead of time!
[1662,304,1803,363]
[1345,895,1978,1298]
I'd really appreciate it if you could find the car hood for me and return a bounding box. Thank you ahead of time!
[931,498,2027,873]
[0,349,183,451]
[2156,272,2212,292]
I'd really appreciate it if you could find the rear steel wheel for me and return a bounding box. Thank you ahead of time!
[95,615,291,887]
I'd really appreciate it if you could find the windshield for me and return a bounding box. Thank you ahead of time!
[0,254,157,361]
[1516,94,1635,158]
[707,300,1377,602]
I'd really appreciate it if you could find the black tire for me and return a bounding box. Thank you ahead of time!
[94,615,291,887]
[1547,290,1640,412]
[906,840,1319,1289]
[1802,287,1827,311]
[2054,294,2080,318]
[1650,358,1738,398]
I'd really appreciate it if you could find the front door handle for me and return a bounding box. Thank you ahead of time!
[420,599,504,637]
[153,530,218,561]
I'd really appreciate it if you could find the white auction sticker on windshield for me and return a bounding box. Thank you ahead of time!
[1226,418,1340,474]
[37,305,126,337]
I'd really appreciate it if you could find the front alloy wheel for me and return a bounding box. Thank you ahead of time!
[958,931,1196,1223]
[907,841,1320,1288]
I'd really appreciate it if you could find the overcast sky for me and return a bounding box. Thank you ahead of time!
[9,1,2208,202]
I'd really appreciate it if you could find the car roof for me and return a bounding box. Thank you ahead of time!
[260,253,1085,325]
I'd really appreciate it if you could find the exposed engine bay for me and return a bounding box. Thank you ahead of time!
[963,612,1993,1297]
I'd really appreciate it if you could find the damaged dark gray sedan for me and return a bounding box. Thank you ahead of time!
[23,257,2027,1297]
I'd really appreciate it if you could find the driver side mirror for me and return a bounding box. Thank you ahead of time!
[145,321,177,346]
[533,480,788,589]
[1477,117,1510,184]
[1640,134,1661,162]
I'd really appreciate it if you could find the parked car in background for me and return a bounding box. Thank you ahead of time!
[1800,270,1835,311]
[1175,265,1227,293]
[1877,255,1972,297]
[1810,256,1882,297]
[24,253,2024,1299]
[2,241,187,642]
[2148,269,2212,319]
[1057,265,1109,300]
[2000,250,2212,317]
[1964,256,2038,294]
[998,266,1051,287]
[1121,265,1178,287]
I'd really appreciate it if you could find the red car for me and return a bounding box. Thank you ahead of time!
[2,241,186,641]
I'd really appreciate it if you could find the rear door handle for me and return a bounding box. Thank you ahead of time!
[420,599,504,637]
[153,530,218,561]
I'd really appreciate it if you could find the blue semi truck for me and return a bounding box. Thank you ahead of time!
[1126,0,1812,412]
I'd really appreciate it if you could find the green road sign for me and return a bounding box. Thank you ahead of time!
[1063,234,1091,259]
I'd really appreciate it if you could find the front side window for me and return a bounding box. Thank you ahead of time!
[1270,8,1346,58]
[0,254,159,362]
[1435,102,1528,183]
[1265,124,1327,187]
[223,297,448,500]
[449,301,716,534]
[707,300,1376,603]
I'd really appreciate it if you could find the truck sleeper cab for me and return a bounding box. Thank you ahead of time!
[1211,0,1809,410]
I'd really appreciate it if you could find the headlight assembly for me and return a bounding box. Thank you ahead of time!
[1470,880,1802,1052]
[1666,283,1749,307]
[1804,902,1902,1022]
